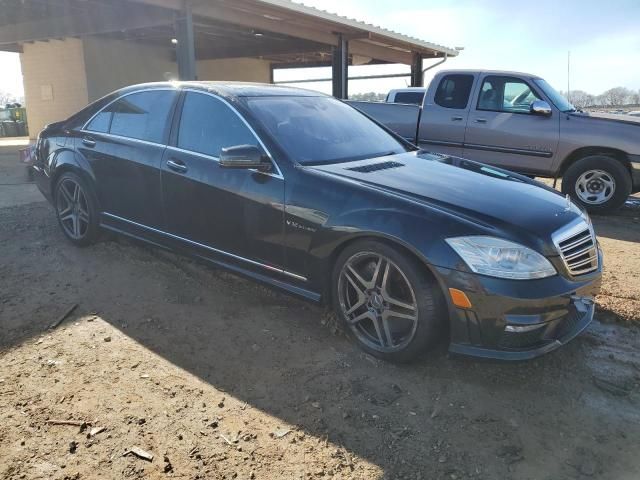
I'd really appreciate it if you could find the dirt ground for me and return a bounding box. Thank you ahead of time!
[1,152,639,480]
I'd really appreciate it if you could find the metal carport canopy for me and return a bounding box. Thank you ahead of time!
[136,0,458,96]
[136,0,459,64]
[0,0,459,98]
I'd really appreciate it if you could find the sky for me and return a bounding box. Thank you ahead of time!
[1,0,639,98]
[276,0,640,95]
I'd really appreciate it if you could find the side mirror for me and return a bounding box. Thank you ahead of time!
[219,145,271,172]
[530,100,552,117]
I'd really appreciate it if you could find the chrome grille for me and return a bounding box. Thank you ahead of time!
[553,220,599,276]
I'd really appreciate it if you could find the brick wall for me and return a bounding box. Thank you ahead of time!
[20,39,89,138]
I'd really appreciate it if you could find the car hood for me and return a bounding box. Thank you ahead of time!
[308,152,585,252]
[569,111,640,126]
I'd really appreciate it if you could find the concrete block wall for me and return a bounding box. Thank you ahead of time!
[20,38,89,138]
[197,58,272,83]
[83,37,178,101]
[19,37,273,139]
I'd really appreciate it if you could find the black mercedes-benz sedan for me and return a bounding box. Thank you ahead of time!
[32,82,602,362]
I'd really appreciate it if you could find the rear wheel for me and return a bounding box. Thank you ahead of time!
[562,155,631,214]
[332,240,446,363]
[54,171,100,246]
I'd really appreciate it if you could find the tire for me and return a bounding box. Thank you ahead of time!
[562,155,632,214]
[331,239,446,363]
[54,171,100,246]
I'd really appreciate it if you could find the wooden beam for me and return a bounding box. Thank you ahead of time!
[195,39,326,60]
[349,40,413,65]
[0,2,176,45]
[176,1,196,80]
[0,43,23,53]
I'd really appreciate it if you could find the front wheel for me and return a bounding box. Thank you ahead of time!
[332,240,446,363]
[562,155,632,214]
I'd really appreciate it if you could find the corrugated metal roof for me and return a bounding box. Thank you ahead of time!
[254,0,460,56]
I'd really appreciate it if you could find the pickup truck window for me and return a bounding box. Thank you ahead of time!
[533,79,575,112]
[393,91,425,105]
[247,96,409,166]
[434,74,474,109]
[477,76,541,114]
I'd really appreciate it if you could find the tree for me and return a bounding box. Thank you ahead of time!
[567,89,594,109]
[0,90,18,106]
[349,92,386,102]
[632,89,640,106]
[600,87,634,106]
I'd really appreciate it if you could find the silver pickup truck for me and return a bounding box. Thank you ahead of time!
[348,70,640,213]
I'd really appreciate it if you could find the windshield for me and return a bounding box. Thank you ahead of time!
[246,96,410,165]
[533,79,576,112]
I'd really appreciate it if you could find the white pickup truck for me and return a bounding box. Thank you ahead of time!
[348,70,640,213]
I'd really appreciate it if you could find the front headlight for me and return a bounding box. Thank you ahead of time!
[445,236,556,280]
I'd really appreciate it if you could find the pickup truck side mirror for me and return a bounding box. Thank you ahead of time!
[220,145,272,172]
[530,100,553,117]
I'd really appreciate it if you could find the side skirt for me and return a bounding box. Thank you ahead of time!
[99,222,322,304]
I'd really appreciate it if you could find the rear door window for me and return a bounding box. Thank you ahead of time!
[434,74,474,109]
[91,90,177,143]
[85,110,112,133]
[392,91,425,105]
[177,92,258,158]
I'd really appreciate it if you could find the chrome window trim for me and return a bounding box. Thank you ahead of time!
[101,212,306,282]
[80,86,284,180]
[78,130,166,149]
[179,89,284,180]
[81,87,178,134]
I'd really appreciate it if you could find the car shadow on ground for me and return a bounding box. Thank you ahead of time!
[2,202,640,479]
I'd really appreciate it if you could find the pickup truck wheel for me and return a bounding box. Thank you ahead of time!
[332,240,446,363]
[562,155,632,214]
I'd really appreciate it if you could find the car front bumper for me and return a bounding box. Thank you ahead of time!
[434,251,602,361]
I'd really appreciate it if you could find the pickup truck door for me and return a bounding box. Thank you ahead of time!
[463,75,560,174]
[418,73,476,157]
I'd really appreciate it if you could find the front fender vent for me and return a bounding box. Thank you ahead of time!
[346,161,405,173]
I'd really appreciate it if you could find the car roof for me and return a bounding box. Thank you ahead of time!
[114,81,326,98]
[439,69,544,80]
[389,87,427,92]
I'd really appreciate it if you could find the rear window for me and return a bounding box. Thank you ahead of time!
[434,74,474,109]
[392,91,425,105]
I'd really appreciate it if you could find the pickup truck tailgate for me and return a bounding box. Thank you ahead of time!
[347,101,419,144]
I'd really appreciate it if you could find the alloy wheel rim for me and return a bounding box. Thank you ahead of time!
[338,252,419,353]
[575,169,616,205]
[57,178,90,239]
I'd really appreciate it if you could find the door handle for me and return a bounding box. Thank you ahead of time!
[474,118,487,124]
[167,158,188,173]
[81,135,96,147]
[451,116,464,121]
